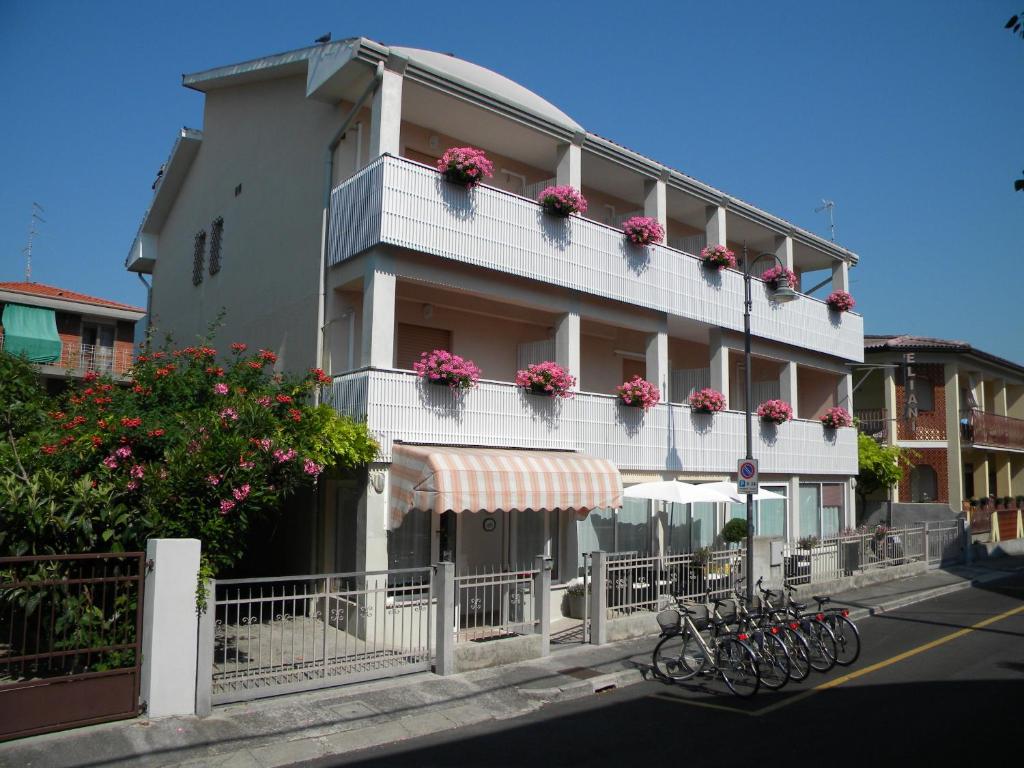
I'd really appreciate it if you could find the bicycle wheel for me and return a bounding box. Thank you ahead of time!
[652,630,705,681]
[805,620,838,673]
[716,637,761,698]
[828,614,861,666]
[756,632,791,690]
[779,625,812,682]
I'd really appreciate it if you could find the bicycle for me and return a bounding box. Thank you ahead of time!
[757,578,838,673]
[726,591,799,689]
[811,594,861,666]
[652,596,762,698]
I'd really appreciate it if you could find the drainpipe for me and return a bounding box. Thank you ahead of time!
[315,61,385,404]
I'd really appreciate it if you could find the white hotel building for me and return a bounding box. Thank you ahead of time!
[127,38,862,588]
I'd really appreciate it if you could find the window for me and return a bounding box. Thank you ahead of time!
[395,323,451,370]
[209,217,224,275]
[799,484,822,538]
[387,507,431,571]
[192,230,206,286]
[910,465,938,503]
[758,485,788,538]
[799,482,846,539]
[617,498,650,553]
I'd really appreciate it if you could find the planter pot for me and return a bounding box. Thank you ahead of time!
[442,170,480,188]
[692,408,717,415]
[761,417,786,426]
[701,260,727,271]
[527,387,556,397]
[566,593,587,619]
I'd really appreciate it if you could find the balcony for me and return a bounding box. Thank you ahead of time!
[0,333,134,376]
[855,409,888,442]
[328,155,864,363]
[330,368,858,476]
[964,411,1024,451]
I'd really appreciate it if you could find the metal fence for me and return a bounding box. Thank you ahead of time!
[0,552,144,741]
[203,567,434,704]
[454,565,538,642]
[602,547,744,618]
[924,522,963,566]
[782,526,931,587]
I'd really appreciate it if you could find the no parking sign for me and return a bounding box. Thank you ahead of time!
[737,459,759,494]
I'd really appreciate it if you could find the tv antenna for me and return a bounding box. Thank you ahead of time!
[815,199,836,241]
[23,202,46,281]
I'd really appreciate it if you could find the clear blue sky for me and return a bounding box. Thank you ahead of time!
[2,1,1021,360]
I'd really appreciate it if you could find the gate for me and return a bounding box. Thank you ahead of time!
[0,552,145,741]
[203,567,435,704]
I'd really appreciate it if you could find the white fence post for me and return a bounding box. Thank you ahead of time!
[195,578,215,716]
[534,556,551,656]
[589,551,608,645]
[140,538,201,717]
[434,561,455,676]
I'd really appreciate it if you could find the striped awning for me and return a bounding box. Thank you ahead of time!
[388,444,622,528]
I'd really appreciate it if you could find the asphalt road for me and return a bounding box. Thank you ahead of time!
[295,572,1024,767]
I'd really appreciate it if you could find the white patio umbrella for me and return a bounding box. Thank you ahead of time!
[697,481,786,503]
[623,480,735,505]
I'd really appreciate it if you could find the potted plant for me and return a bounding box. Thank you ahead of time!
[757,399,793,425]
[826,290,855,313]
[563,578,588,619]
[820,406,853,429]
[435,146,494,188]
[616,376,660,410]
[412,349,481,390]
[537,185,587,217]
[797,535,820,550]
[689,387,726,414]
[761,265,797,290]
[688,546,712,596]
[722,518,748,547]
[515,361,576,398]
[699,244,737,270]
[621,215,664,246]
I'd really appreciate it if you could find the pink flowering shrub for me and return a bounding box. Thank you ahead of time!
[537,185,588,217]
[761,266,797,289]
[689,387,727,413]
[616,376,661,410]
[436,146,494,188]
[700,244,737,270]
[515,361,576,398]
[826,290,855,313]
[621,216,665,246]
[412,349,481,390]
[820,406,853,429]
[757,399,794,425]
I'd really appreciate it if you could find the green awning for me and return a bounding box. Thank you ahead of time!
[1,303,62,363]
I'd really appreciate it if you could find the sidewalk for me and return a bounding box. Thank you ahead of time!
[4,556,1022,768]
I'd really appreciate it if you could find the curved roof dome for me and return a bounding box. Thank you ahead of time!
[389,46,582,132]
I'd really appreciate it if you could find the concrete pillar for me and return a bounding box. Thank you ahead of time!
[434,561,455,675]
[971,376,986,412]
[831,259,850,293]
[944,364,964,507]
[645,330,669,402]
[643,177,667,236]
[884,366,898,446]
[705,204,727,248]
[992,379,1008,417]
[369,67,403,158]
[555,140,581,189]
[774,234,794,271]
[534,556,552,656]
[195,579,215,716]
[837,373,853,411]
[709,329,730,408]
[995,455,1013,498]
[780,361,799,414]
[973,455,990,500]
[555,311,581,390]
[1011,456,1024,498]
[357,470,390,572]
[361,267,395,369]
[589,551,608,645]
[140,538,201,717]
[787,476,801,541]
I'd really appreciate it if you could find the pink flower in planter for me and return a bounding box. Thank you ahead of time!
[820,407,853,429]
[436,147,494,188]
[515,361,576,398]
[413,349,481,390]
[537,185,588,217]
[700,245,737,270]
[826,290,855,313]
[757,399,793,425]
[621,216,665,246]
[761,266,797,289]
[689,388,726,413]
[616,376,661,410]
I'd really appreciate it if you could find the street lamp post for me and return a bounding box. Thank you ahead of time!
[741,245,798,603]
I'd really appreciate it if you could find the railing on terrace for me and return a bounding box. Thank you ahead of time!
[329,368,858,476]
[780,526,931,587]
[328,154,864,363]
[602,548,744,618]
[0,333,133,375]
[454,565,538,642]
[855,409,888,442]
[965,410,1024,451]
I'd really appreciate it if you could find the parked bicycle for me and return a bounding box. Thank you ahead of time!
[757,578,838,673]
[811,594,861,666]
[728,591,806,687]
[652,595,761,698]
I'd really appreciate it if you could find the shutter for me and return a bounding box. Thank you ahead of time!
[516,339,555,370]
[395,323,451,370]
[622,358,646,381]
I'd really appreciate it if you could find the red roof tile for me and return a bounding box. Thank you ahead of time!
[0,282,145,313]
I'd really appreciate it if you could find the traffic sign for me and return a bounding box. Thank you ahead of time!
[737,458,759,494]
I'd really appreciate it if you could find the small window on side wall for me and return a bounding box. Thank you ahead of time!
[209,217,224,275]
[192,230,206,286]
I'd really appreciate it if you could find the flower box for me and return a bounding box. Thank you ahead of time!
[515,361,576,399]
[621,215,665,246]
[757,399,793,425]
[537,185,587,217]
[413,349,481,390]
[436,147,494,188]
[700,244,737,270]
[616,376,660,410]
[820,406,853,429]
[761,265,797,290]
[688,387,726,414]
[826,290,855,313]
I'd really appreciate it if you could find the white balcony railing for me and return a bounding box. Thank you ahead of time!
[0,333,133,375]
[328,155,864,363]
[330,368,858,476]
